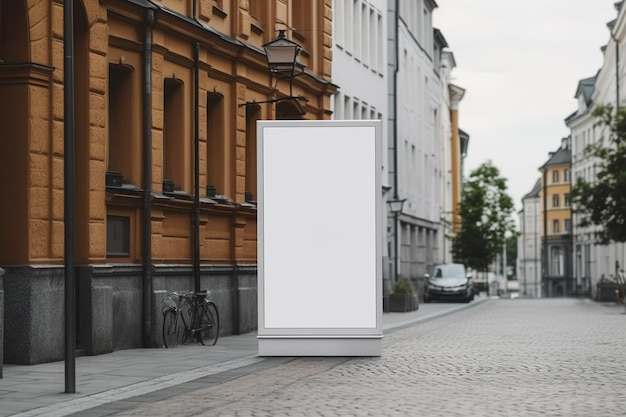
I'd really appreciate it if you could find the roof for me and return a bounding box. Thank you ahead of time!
[575,75,596,104]
[540,141,571,169]
[434,28,448,49]
[565,75,597,124]
[522,178,541,200]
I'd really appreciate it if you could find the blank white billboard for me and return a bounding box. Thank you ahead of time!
[257,120,382,356]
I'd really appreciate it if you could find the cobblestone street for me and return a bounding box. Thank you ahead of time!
[100,298,626,417]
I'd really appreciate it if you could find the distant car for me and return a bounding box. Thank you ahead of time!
[424,263,474,303]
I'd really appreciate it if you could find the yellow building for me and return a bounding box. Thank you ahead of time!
[0,0,335,364]
[448,84,466,236]
[539,137,573,297]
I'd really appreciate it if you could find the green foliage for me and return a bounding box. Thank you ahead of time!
[392,279,414,296]
[505,232,519,279]
[572,104,626,244]
[452,161,516,272]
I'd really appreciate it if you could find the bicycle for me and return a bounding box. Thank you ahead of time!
[162,290,219,348]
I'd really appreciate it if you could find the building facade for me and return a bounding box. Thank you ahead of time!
[517,179,542,297]
[566,1,626,298]
[330,0,390,281]
[0,0,334,365]
[389,0,441,286]
[539,138,573,297]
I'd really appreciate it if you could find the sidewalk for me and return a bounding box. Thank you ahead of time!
[0,297,488,417]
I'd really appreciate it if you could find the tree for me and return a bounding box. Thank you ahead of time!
[572,104,626,244]
[452,161,516,273]
[504,232,519,280]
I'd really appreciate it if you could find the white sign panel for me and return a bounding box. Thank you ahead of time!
[257,120,382,356]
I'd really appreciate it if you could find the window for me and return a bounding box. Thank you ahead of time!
[564,169,570,183]
[249,0,267,22]
[369,8,376,70]
[553,219,559,234]
[293,1,309,40]
[245,104,261,201]
[376,13,383,72]
[163,78,185,192]
[344,0,352,53]
[553,194,560,208]
[108,64,135,186]
[552,170,559,183]
[564,194,571,207]
[107,215,130,257]
[564,219,571,233]
[207,93,225,196]
[361,3,368,65]
[335,0,344,47]
[550,246,563,276]
[352,0,361,60]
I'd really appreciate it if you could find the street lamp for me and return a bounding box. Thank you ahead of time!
[387,198,406,287]
[263,30,305,97]
[240,30,307,116]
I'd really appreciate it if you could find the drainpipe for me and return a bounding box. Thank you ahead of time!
[392,0,400,285]
[142,9,154,348]
[393,0,399,202]
[193,41,201,292]
[63,0,76,394]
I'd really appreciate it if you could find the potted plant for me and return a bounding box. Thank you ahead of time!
[389,279,418,312]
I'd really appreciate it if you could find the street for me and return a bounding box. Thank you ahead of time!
[92,298,626,417]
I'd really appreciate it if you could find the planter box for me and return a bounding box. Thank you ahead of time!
[389,293,418,312]
[596,283,624,302]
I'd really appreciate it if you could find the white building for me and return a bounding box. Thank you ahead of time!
[331,0,390,280]
[517,179,542,297]
[333,0,463,303]
[389,0,443,284]
[566,2,626,298]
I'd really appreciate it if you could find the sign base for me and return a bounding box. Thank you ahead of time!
[258,336,382,357]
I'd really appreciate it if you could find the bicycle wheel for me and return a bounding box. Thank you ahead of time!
[198,302,219,346]
[162,310,179,348]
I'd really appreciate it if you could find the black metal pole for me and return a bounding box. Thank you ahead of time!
[394,211,399,283]
[141,9,154,348]
[63,0,76,394]
[193,41,201,292]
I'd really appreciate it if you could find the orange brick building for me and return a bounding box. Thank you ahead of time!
[0,0,335,364]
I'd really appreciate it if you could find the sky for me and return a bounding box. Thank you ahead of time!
[433,0,619,216]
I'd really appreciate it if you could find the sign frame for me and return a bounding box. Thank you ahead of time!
[257,120,383,356]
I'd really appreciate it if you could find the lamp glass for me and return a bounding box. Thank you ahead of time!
[264,45,298,67]
[387,199,405,213]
